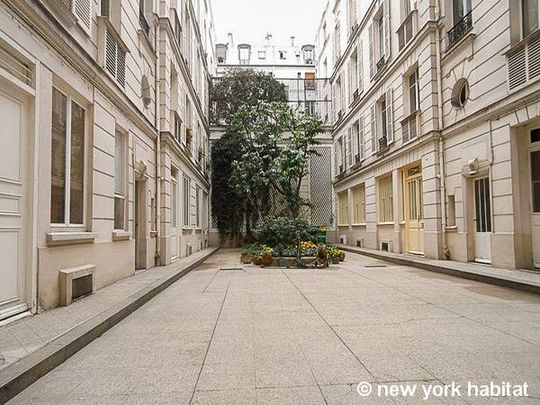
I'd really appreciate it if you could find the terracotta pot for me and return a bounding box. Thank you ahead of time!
[261,253,273,266]
[252,256,263,265]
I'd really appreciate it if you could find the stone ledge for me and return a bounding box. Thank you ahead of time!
[0,247,219,403]
[339,245,540,295]
[46,232,97,246]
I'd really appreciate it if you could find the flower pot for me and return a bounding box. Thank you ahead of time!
[261,253,273,267]
[339,252,345,262]
[252,256,263,265]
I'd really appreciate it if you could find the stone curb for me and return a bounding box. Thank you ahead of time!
[340,246,540,295]
[0,247,219,404]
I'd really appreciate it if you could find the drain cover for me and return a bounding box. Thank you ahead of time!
[219,267,245,272]
[365,265,387,268]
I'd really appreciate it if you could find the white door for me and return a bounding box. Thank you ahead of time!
[171,177,179,259]
[0,87,28,320]
[405,167,424,254]
[474,177,492,263]
[530,149,540,268]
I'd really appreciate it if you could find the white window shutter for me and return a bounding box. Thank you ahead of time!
[370,103,376,151]
[386,88,394,144]
[346,128,352,167]
[358,40,363,92]
[73,0,92,31]
[384,0,391,61]
[347,65,353,104]
[334,141,339,175]
[368,23,374,78]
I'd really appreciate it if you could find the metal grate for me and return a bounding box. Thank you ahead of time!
[310,146,333,227]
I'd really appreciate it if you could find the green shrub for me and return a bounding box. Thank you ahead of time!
[254,216,319,255]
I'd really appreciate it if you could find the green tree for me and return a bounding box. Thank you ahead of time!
[210,69,288,240]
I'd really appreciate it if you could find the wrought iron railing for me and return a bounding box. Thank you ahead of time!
[447,11,473,48]
[378,136,388,150]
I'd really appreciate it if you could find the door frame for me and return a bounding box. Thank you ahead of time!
[472,175,493,264]
[402,163,424,254]
[0,74,37,320]
[527,129,540,268]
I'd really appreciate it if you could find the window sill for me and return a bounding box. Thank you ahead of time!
[112,230,131,241]
[46,231,97,247]
[445,226,458,233]
[337,224,349,228]
[351,223,367,227]
[377,222,394,226]
[443,31,476,61]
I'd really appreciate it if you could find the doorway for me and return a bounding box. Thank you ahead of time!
[404,166,424,254]
[473,176,492,263]
[529,136,540,268]
[171,174,179,260]
[0,85,30,320]
[134,179,147,270]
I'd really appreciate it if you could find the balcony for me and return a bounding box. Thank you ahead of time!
[401,111,419,143]
[507,30,540,91]
[447,11,473,49]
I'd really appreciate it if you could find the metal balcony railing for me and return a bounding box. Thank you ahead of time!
[448,11,473,49]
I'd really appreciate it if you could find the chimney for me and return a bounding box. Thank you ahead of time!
[227,32,234,47]
[290,36,295,47]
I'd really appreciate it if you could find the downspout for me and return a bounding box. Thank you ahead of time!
[435,0,449,259]
[154,19,162,266]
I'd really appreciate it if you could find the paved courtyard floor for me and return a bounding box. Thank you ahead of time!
[8,249,540,404]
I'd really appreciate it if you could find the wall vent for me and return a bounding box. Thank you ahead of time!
[380,240,393,252]
[356,238,364,248]
[59,264,96,306]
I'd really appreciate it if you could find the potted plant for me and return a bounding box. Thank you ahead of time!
[252,255,263,265]
[240,245,253,264]
[260,245,274,267]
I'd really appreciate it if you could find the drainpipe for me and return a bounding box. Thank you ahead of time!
[154,18,162,266]
[435,0,449,259]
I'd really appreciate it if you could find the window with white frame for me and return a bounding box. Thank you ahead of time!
[523,0,540,37]
[74,0,92,33]
[338,190,349,225]
[453,0,472,25]
[183,176,191,226]
[105,29,126,88]
[370,88,394,151]
[349,51,358,103]
[378,175,393,222]
[357,40,364,92]
[50,87,86,226]
[334,23,341,62]
[368,1,390,77]
[408,68,419,113]
[114,130,127,230]
[353,117,364,162]
[352,184,366,224]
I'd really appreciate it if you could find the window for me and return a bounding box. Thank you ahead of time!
[50,88,86,226]
[183,176,191,226]
[338,191,349,225]
[238,45,251,64]
[202,191,208,228]
[371,89,394,150]
[352,184,366,223]
[378,15,385,59]
[348,0,357,30]
[173,112,182,143]
[353,118,364,162]
[100,0,109,17]
[334,24,341,62]
[453,0,472,24]
[368,3,390,77]
[258,50,266,60]
[216,44,227,63]
[451,78,469,108]
[408,68,419,113]
[114,130,127,230]
[139,0,150,36]
[279,50,287,60]
[305,101,315,115]
[171,169,178,227]
[404,0,416,15]
[523,0,540,37]
[196,187,201,227]
[532,150,540,212]
[378,175,393,222]
[447,194,456,227]
[349,51,358,103]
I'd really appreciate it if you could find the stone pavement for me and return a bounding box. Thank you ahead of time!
[0,248,216,373]
[7,249,540,404]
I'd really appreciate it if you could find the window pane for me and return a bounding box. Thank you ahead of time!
[51,88,67,224]
[114,196,124,230]
[70,101,85,224]
[115,131,125,196]
[523,0,539,37]
[532,151,540,212]
[409,71,418,111]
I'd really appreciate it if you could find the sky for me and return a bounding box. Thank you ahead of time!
[211,0,327,47]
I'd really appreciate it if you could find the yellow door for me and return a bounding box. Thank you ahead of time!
[405,167,424,254]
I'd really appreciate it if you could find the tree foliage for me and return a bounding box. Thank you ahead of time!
[210,69,288,126]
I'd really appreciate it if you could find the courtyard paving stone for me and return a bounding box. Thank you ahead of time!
[6,249,540,404]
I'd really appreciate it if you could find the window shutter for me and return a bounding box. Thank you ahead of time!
[334,141,339,176]
[383,0,391,61]
[359,116,365,160]
[368,23,374,78]
[347,65,353,104]
[74,0,92,31]
[386,88,394,144]
[358,40,363,92]
[105,30,117,77]
[370,103,376,151]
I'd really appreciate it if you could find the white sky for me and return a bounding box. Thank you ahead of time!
[211,0,327,47]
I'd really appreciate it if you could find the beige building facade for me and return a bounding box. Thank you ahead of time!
[323,0,540,270]
[0,0,214,320]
